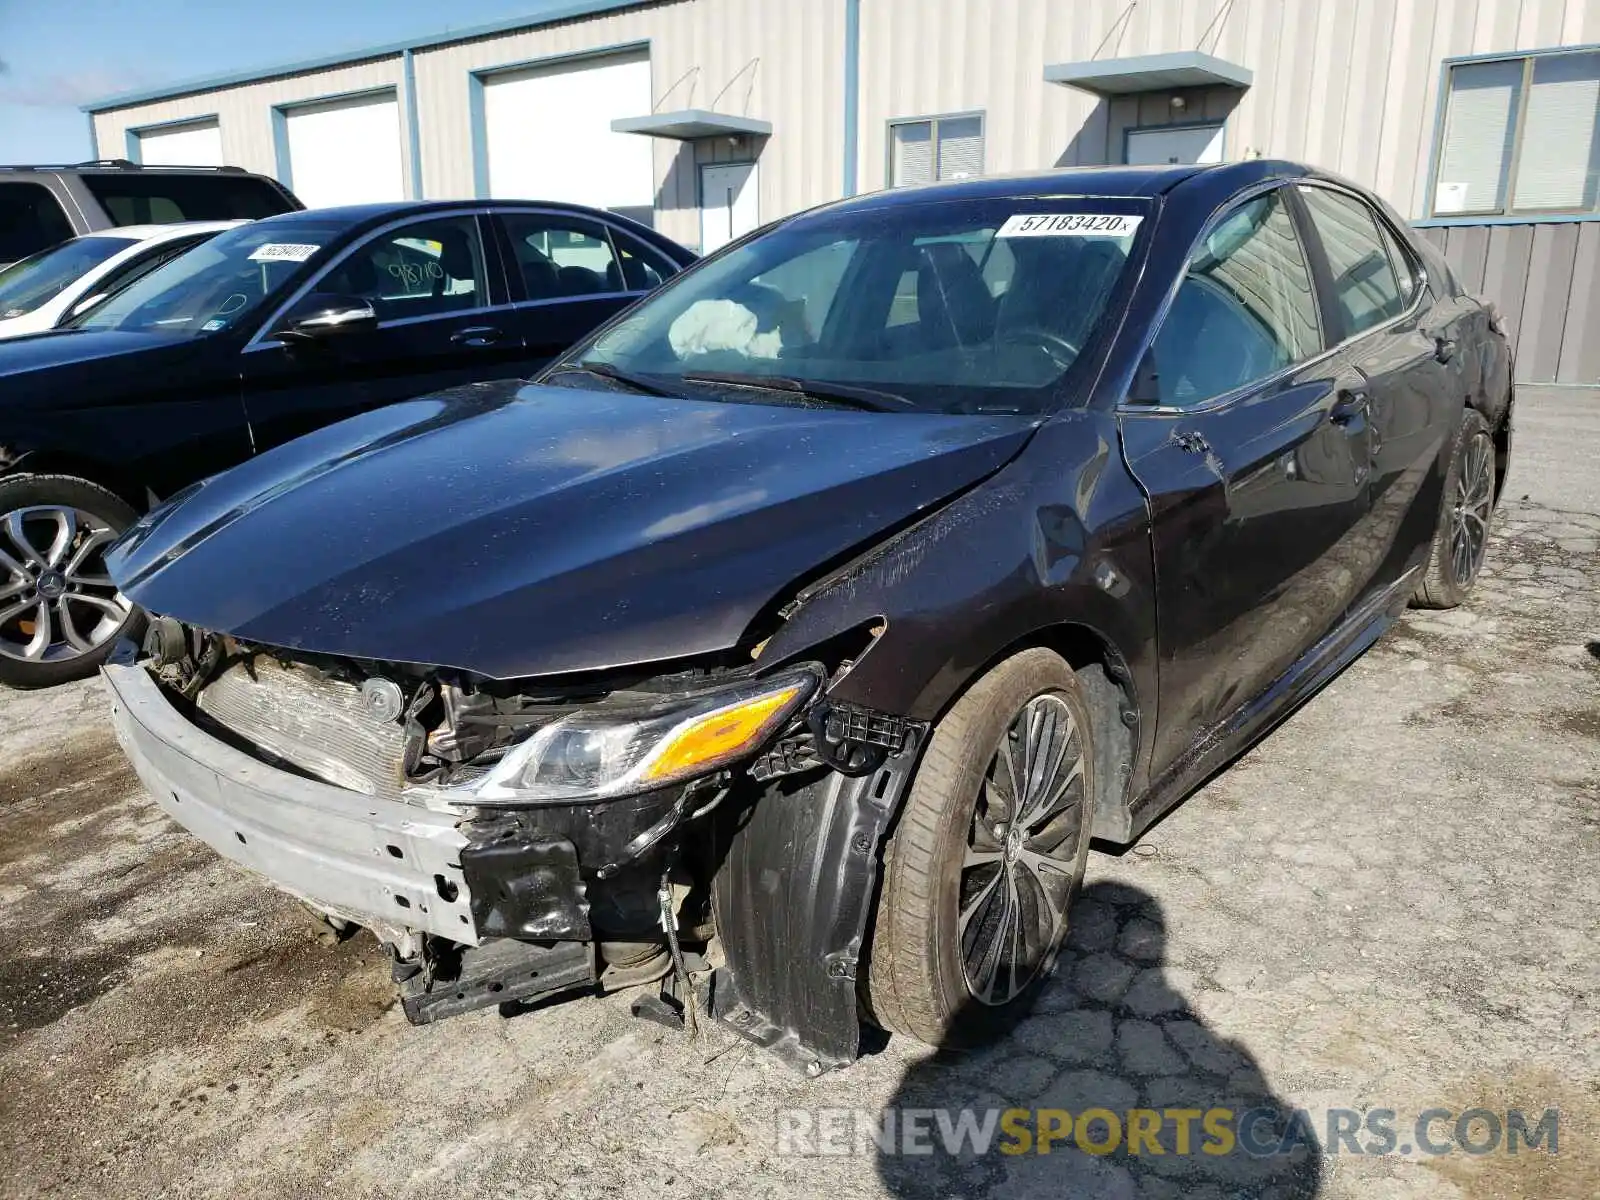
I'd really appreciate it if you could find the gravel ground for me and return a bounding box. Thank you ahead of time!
[1,397,1595,1199]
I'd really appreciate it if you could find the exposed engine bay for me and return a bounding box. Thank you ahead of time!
[124,616,924,1071]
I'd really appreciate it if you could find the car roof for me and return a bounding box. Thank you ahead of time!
[257,198,661,225]
[80,220,247,241]
[809,160,1317,219]
[0,162,262,177]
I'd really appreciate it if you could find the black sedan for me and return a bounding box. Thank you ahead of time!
[0,199,693,686]
[102,160,1511,1070]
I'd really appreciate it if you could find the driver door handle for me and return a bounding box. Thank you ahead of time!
[450,325,504,348]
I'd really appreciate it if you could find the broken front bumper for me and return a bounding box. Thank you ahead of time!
[103,662,478,945]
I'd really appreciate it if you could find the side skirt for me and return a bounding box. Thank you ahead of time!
[1124,567,1422,842]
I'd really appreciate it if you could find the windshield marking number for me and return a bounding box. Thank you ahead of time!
[996,214,1142,239]
[247,242,321,263]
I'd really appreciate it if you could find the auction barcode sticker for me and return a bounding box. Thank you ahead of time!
[248,242,322,263]
[996,213,1143,238]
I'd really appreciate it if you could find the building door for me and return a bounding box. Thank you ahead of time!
[283,93,405,208]
[699,162,759,254]
[481,50,655,226]
[136,120,223,167]
[1126,124,1225,166]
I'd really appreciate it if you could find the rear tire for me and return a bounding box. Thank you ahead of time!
[0,474,144,689]
[866,648,1094,1047]
[1413,408,1495,610]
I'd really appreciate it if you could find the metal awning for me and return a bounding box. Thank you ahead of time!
[1044,51,1253,96]
[610,109,773,141]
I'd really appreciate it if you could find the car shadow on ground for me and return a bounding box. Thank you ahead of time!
[876,881,1322,1198]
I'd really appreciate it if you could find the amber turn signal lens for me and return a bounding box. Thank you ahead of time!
[638,684,805,783]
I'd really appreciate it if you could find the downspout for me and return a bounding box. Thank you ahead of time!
[403,49,425,200]
[842,0,860,196]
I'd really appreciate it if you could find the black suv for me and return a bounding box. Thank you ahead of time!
[0,160,301,267]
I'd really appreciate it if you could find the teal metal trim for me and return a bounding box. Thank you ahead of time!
[86,114,100,160]
[124,129,140,163]
[468,40,651,200]
[1440,42,1600,68]
[403,49,424,199]
[843,0,860,196]
[271,108,292,188]
[1414,212,1600,227]
[81,0,654,113]
[468,73,489,199]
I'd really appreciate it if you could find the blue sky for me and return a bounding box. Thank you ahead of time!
[0,0,573,162]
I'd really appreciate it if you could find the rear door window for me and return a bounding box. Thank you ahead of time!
[0,182,74,263]
[1297,185,1409,337]
[1149,188,1323,407]
[499,212,627,300]
[609,230,680,292]
[80,173,294,224]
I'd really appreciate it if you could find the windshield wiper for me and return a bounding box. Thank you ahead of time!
[556,360,680,398]
[678,370,913,413]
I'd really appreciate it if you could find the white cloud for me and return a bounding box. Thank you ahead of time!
[0,67,148,108]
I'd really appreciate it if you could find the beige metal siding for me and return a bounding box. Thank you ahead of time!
[92,58,409,188]
[409,0,842,247]
[856,0,1597,219]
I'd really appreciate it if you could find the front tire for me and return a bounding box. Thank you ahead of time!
[866,648,1094,1047]
[1413,408,1496,610]
[0,474,144,689]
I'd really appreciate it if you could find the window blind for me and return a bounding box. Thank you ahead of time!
[891,122,935,187]
[1512,51,1600,211]
[936,116,985,181]
[1434,60,1522,214]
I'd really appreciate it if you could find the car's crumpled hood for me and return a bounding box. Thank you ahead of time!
[110,380,1037,679]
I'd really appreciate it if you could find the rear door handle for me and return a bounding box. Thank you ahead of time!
[450,325,504,348]
[1331,389,1369,425]
[1433,336,1457,364]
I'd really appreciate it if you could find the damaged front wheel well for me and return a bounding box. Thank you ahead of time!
[953,624,1139,844]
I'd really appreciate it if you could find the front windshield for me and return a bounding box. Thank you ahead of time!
[563,198,1148,414]
[70,221,344,338]
[0,236,135,318]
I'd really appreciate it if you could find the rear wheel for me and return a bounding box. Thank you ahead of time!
[1413,408,1496,610]
[866,648,1094,1046]
[0,475,143,689]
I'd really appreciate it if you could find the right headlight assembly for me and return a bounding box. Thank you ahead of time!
[457,666,823,807]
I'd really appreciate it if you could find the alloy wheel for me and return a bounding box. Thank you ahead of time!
[1451,433,1494,587]
[959,692,1087,1006]
[0,506,133,665]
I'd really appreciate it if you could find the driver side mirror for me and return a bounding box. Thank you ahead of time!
[276,293,377,343]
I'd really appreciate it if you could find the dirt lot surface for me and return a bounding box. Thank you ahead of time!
[2,393,1596,1199]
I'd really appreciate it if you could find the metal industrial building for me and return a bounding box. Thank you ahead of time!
[84,0,1600,385]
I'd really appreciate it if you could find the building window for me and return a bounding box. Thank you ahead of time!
[1431,48,1600,217]
[889,113,985,187]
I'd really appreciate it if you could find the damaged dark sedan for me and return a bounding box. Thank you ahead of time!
[101,160,1512,1072]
